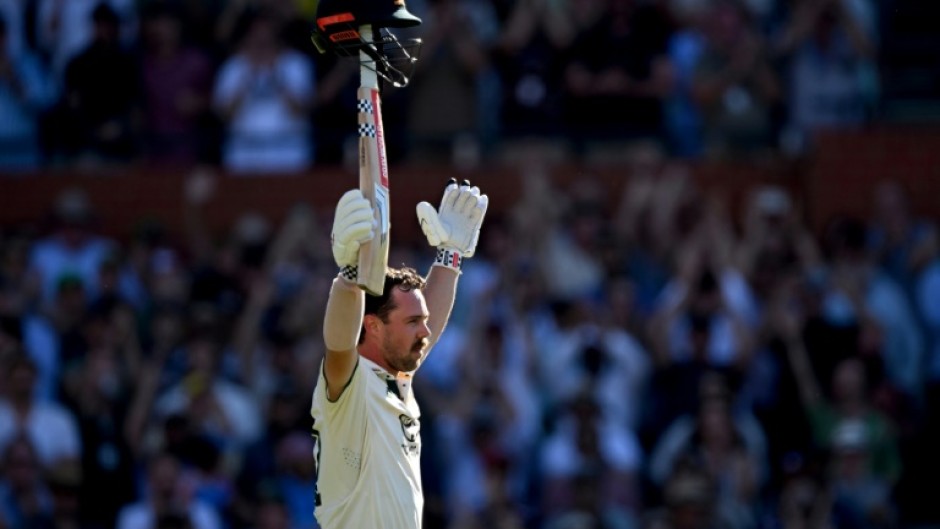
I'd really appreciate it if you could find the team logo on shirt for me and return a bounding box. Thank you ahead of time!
[399,414,420,456]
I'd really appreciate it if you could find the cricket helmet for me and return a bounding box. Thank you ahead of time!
[311,0,423,87]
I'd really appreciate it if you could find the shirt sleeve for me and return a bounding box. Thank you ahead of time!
[311,358,369,505]
[277,53,314,104]
[212,58,246,109]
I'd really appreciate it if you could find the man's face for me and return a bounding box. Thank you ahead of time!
[376,288,430,373]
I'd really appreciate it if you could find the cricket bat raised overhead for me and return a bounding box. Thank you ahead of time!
[356,25,390,296]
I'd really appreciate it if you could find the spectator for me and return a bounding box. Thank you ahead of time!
[0,13,55,171]
[405,0,499,163]
[235,386,307,509]
[645,239,760,440]
[775,461,833,529]
[611,158,684,317]
[58,298,140,528]
[735,185,822,310]
[562,0,673,151]
[36,0,137,80]
[151,320,263,450]
[28,188,115,307]
[651,260,756,369]
[0,237,60,404]
[116,451,222,529]
[776,0,878,137]
[538,301,651,429]
[780,306,901,485]
[139,2,216,165]
[0,353,81,475]
[515,172,609,301]
[867,180,938,301]
[229,204,326,406]
[540,392,642,528]
[826,419,896,529]
[0,435,55,529]
[649,386,765,529]
[493,0,576,141]
[644,463,721,529]
[691,0,781,158]
[273,432,317,529]
[819,217,924,401]
[664,2,709,158]
[174,434,235,526]
[434,320,540,526]
[56,3,140,163]
[212,8,315,174]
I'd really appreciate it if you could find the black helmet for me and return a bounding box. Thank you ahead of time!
[312,0,423,87]
[316,0,421,29]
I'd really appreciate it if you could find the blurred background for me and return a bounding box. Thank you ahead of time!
[0,0,939,528]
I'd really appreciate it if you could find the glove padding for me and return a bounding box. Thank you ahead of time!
[416,180,488,257]
[331,189,375,268]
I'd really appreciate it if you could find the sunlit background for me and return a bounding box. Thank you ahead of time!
[0,0,938,528]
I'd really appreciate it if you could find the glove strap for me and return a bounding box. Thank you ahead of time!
[339,265,359,282]
[433,248,463,272]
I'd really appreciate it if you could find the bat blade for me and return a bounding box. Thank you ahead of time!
[356,28,390,296]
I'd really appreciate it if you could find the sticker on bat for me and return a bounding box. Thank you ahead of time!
[375,186,390,244]
[371,89,389,189]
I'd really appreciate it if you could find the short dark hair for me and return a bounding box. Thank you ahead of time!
[360,267,426,343]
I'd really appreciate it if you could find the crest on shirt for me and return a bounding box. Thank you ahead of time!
[399,414,420,456]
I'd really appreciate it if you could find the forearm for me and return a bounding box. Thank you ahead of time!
[323,276,364,353]
[785,336,822,409]
[414,178,487,352]
[322,276,364,399]
[234,290,269,383]
[424,264,459,350]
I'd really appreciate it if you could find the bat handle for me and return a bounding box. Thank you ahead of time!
[359,25,378,89]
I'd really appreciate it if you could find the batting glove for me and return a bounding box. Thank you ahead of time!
[416,179,488,269]
[332,189,375,280]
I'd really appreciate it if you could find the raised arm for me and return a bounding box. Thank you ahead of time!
[423,266,459,351]
[322,190,375,400]
[416,179,489,355]
[773,296,823,410]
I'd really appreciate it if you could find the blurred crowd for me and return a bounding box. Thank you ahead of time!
[0,0,883,172]
[1,0,937,529]
[1,155,939,529]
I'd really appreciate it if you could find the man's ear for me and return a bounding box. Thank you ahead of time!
[363,314,382,336]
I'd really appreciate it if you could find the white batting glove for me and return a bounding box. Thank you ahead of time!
[331,189,375,280]
[416,179,488,269]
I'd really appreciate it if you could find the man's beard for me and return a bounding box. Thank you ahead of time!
[384,335,428,373]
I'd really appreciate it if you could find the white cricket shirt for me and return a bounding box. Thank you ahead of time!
[310,356,423,529]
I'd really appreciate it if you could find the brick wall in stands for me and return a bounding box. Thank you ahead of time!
[0,127,937,245]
